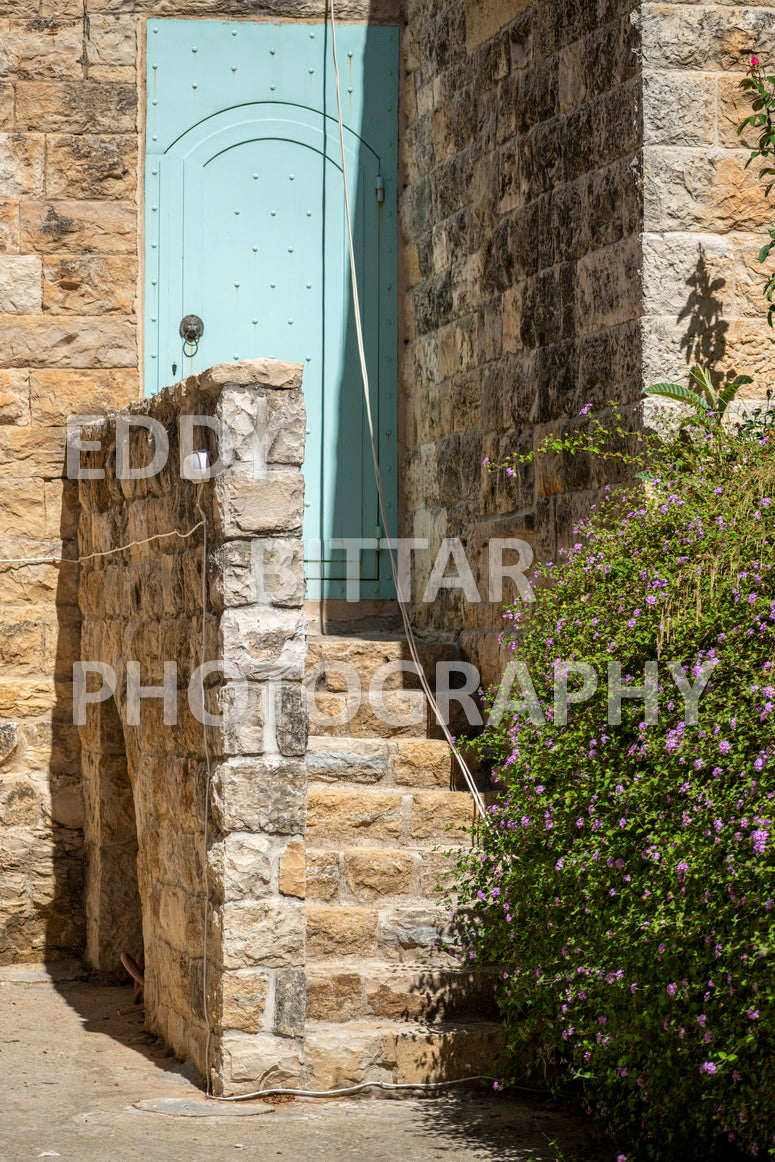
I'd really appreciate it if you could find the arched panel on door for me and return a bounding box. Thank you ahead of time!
[144,20,398,599]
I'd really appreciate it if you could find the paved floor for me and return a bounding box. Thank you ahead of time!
[0,966,598,1162]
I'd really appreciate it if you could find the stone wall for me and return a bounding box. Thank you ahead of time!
[400,0,774,684]
[0,0,395,965]
[76,358,309,1089]
[1,0,773,969]
[641,3,775,404]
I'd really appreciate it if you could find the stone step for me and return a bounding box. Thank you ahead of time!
[305,843,466,904]
[306,689,473,739]
[306,900,469,965]
[305,960,497,1024]
[305,634,474,739]
[306,736,455,789]
[306,634,461,689]
[301,1019,502,1088]
[305,787,475,848]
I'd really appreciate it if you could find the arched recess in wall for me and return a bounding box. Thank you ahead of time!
[83,693,142,977]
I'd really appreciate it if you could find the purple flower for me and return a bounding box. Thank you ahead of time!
[700,1061,717,1075]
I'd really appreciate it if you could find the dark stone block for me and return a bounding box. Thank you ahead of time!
[591,79,641,169]
[277,684,307,758]
[412,269,454,335]
[520,264,575,350]
[574,319,642,414]
[534,339,579,423]
[275,967,306,1038]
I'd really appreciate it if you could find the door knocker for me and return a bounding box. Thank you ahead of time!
[179,314,204,357]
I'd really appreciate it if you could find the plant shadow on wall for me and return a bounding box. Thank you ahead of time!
[678,246,730,377]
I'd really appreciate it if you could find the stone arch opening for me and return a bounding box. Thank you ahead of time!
[83,693,143,978]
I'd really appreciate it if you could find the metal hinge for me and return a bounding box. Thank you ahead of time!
[375,175,385,204]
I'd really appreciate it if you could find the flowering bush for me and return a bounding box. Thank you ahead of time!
[455,426,775,1158]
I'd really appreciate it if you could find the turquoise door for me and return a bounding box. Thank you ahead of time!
[144,20,398,599]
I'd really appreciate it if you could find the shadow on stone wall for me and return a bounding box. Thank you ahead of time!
[679,247,730,378]
[43,472,86,966]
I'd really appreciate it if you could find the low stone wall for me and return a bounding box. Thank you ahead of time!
[76,358,309,1089]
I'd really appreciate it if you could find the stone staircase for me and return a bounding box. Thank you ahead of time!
[301,634,500,1088]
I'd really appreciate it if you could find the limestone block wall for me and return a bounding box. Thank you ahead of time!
[401,0,645,681]
[641,2,775,402]
[76,359,309,1089]
[400,0,774,684]
[0,0,396,965]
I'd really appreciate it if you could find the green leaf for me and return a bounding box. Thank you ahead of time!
[717,376,752,415]
[644,383,708,410]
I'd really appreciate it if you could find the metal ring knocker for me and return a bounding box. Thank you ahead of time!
[179,313,204,357]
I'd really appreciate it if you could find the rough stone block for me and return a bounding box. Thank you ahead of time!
[0,133,45,198]
[209,833,273,903]
[306,789,403,844]
[0,255,42,313]
[219,969,269,1032]
[393,738,454,787]
[215,471,304,538]
[306,904,377,957]
[0,314,136,368]
[377,905,451,959]
[20,201,137,253]
[16,82,137,133]
[0,85,12,132]
[211,757,306,836]
[278,837,306,899]
[219,1031,302,1090]
[574,234,642,337]
[342,849,415,900]
[220,607,305,681]
[0,479,48,537]
[213,538,305,609]
[0,368,30,425]
[220,900,304,969]
[0,20,83,80]
[643,70,715,146]
[306,969,363,1021]
[46,134,136,199]
[641,4,775,73]
[274,966,306,1037]
[644,148,770,233]
[304,851,340,900]
[0,202,20,252]
[0,423,68,478]
[409,791,474,841]
[30,368,138,426]
[305,739,390,785]
[85,16,138,69]
[642,230,736,323]
[42,254,137,315]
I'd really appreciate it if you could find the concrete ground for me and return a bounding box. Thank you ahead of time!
[0,965,599,1162]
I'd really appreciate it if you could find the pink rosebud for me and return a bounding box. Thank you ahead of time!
[752,56,760,66]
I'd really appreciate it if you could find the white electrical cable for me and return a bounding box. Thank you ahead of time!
[207,1075,498,1103]
[328,0,489,823]
[0,522,205,568]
